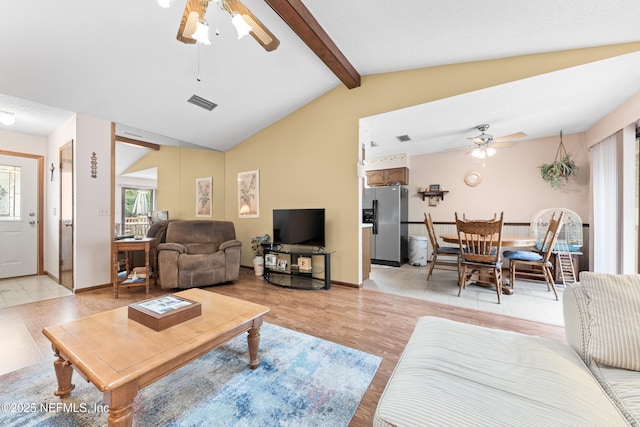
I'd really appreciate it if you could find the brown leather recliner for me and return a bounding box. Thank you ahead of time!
[157,220,242,289]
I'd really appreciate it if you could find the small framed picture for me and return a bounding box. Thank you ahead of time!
[298,257,312,271]
[196,177,212,217]
[277,258,288,270]
[429,184,440,191]
[265,254,277,268]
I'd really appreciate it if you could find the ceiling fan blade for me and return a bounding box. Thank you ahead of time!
[493,141,518,148]
[494,132,526,143]
[222,0,280,51]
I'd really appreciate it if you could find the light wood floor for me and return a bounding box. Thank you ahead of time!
[1,268,565,426]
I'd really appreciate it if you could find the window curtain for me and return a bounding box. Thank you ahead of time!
[592,134,619,273]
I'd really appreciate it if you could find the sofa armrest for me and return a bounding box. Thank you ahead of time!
[157,242,188,254]
[563,282,589,364]
[219,240,242,251]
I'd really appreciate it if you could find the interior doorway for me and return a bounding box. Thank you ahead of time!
[59,141,73,291]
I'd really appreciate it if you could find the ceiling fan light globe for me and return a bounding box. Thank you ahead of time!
[471,148,485,159]
[192,20,212,45]
[0,112,15,126]
[157,0,171,8]
[486,147,496,157]
[232,13,252,39]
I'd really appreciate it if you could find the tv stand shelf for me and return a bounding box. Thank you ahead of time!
[262,244,333,290]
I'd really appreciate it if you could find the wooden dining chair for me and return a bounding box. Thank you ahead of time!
[455,212,504,303]
[424,213,460,281]
[462,213,498,222]
[503,211,565,300]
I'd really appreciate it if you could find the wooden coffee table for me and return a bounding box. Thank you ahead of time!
[42,289,270,427]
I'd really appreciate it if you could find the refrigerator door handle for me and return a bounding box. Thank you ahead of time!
[372,199,378,235]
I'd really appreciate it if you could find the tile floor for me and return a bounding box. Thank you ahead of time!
[364,263,565,326]
[0,275,72,309]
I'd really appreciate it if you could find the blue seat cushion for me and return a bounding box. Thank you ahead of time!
[503,250,543,262]
[437,246,460,255]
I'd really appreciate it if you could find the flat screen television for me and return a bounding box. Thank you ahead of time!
[273,208,325,248]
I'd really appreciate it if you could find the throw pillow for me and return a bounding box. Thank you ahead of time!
[580,272,640,371]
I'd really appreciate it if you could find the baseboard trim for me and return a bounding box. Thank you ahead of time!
[75,283,111,293]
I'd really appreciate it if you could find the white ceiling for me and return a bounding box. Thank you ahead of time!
[362,51,640,157]
[1,1,640,156]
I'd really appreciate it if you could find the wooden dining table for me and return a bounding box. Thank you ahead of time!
[440,234,536,248]
[439,233,537,295]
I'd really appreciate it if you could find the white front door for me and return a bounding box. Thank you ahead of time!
[0,154,38,278]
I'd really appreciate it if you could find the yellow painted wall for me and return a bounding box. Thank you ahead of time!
[224,42,640,286]
[125,146,225,220]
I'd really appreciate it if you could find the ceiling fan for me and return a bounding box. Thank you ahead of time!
[176,0,280,51]
[466,124,526,160]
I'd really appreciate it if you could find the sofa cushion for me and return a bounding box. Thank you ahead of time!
[589,363,640,425]
[580,272,640,372]
[374,316,629,427]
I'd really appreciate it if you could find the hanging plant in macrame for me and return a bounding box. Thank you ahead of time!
[538,131,578,188]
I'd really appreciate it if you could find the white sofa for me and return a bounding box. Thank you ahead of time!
[374,272,640,426]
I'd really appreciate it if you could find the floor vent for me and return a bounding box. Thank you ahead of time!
[188,95,218,111]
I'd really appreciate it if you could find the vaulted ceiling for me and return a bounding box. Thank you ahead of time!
[1,1,640,157]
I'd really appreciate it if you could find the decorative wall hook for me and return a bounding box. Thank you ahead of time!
[90,152,97,178]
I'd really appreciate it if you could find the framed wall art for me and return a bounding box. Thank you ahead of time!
[238,170,260,218]
[196,177,212,217]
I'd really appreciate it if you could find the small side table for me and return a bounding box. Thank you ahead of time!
[112,237,154,298]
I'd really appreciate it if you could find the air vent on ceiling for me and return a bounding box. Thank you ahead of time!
[396,134,411,142]
[188,95,218,111]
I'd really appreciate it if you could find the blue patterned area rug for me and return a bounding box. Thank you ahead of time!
[0,323,381,426]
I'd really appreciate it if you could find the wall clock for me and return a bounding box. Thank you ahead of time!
[464,171,482,187]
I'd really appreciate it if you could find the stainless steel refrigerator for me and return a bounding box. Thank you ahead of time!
[363,185,408,266]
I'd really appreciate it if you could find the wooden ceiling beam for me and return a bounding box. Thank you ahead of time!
[115,136,161,151]
[263,0,361,89]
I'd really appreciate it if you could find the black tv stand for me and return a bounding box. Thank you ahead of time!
[262,244,333,290]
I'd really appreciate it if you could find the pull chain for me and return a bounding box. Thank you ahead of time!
[196,43,201,82]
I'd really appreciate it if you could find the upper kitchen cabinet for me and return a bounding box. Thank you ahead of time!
[366,167,409,186]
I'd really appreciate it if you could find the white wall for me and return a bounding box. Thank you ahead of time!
[0,130,47,155]
[45,115,76,280]
[74,115,112,290]
[43,114,112,290]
